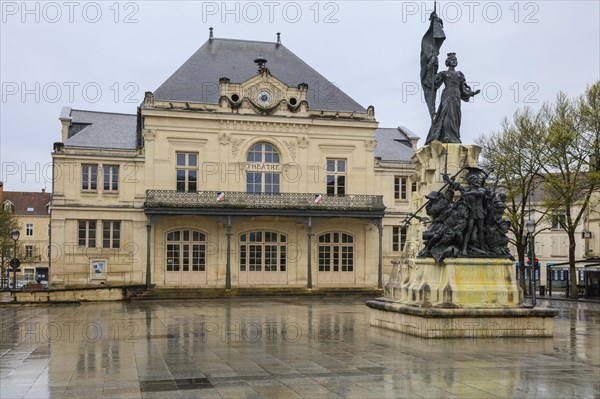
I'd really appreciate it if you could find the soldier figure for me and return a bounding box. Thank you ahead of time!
[444,167,490,255]
[419,188,454,257]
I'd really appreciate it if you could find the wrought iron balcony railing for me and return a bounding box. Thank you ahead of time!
[145,190,385,211]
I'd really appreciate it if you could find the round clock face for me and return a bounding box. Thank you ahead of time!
[257,91,272,106]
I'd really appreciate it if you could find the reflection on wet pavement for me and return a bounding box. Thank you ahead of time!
[1,297,599,398]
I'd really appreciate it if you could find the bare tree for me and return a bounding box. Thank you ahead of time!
[477,107,546,291]
[538,82,600,299]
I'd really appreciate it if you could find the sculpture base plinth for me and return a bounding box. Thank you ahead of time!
[370,257,558,338]
[366,298,558,338]
[386,258,524,308]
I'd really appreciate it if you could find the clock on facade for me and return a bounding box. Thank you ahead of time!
[257,91,272,106]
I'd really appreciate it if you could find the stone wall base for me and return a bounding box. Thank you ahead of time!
[366,298,558,338]
[1,286,146,304]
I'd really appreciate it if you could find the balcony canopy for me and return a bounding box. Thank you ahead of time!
[145,190,385,218]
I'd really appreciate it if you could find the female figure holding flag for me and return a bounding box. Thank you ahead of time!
[425,53,481,145]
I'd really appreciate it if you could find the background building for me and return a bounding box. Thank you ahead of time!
[509,182,597,292]
[584,188,600,259]
[1,183,51,286]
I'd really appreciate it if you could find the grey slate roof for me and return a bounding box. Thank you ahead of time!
[63,107,137,150]
[153,38,367,113]
[398,125,420,141]
[375,128,416,162]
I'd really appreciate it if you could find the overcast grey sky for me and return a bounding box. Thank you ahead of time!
[1,0,599,191]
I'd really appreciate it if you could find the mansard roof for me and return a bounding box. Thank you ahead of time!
[62,108,137,150]
[153,38,367,113]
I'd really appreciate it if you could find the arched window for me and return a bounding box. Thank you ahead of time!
[166,230,206,272]
[246,143,280,193]
[318,232,354,272]
[240,231,287,272]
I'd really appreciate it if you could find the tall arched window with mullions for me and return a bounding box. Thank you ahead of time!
[246,143,281,193]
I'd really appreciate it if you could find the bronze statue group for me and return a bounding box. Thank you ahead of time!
[415,7,512,263]
[418,167,513,263]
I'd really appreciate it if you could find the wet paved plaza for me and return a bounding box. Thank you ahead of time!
[1,297,599,399]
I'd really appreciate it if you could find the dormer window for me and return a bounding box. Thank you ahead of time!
[27,207,34,213]
[3,201,14,213]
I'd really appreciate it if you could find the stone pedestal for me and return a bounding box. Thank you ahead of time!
[366,299,558,338]
[368,257,558,338]
[388,258,523,308]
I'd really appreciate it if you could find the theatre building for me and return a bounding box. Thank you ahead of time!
[49,34,418,290]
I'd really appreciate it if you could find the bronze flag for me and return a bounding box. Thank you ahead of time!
[420,8,446,119]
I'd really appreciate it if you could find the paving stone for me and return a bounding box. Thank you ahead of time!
[0,297,598,398]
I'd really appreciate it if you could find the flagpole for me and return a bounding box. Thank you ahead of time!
[431,0,437,122]
[444,142,449,175]
[436,1,449,177]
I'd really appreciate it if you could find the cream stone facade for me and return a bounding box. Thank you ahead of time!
[521,208,586,287]
[49,36,417,289]
[507,197,589,288]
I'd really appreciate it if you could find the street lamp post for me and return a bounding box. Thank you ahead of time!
[10,229,20,292]
[526,219,537,307]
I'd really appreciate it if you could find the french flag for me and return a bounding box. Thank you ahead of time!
[216,192,225,201]
[314,194,323,204]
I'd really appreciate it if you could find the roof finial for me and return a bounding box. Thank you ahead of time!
[254,55,267,70]
[209,27,214,41]
[276,32,281,45]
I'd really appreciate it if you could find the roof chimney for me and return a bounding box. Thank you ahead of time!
[276,32,281,45]
[59,106,72,142]
[209,27,214,42]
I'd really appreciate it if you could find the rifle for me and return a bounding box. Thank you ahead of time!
[399,165,468,230]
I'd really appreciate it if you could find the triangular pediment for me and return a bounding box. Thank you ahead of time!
[217,68,309,116]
